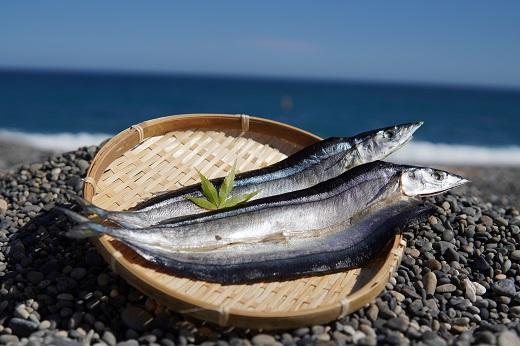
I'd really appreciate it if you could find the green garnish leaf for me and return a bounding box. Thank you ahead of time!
[196,169,219,207]
[220,190,261,209]
[218,161,236,202]
[186,162,260,211]
[185,196,218,210]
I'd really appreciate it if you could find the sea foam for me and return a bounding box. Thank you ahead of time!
[1,129,520,166]
[389,141,520,166]
[0,129,111,152]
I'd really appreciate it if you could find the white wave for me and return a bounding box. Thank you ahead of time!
[1,129,520,166]
[0,129,111,152]
[389,141,520,166]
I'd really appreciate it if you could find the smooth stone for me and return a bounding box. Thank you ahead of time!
[352,331,366,344]
[473,257,491,271]
[406,248,420,258]
[424,271,437,295]
[386,317,408,332]
[480,215,493,227]
[463,279,477,303]
[0,199,8,215]
[121,306,153,332]
[8,317,39,337]
[454,317,470,325]
[511,250,520,262]
[427,259,442,271]
[0,335,19,344]
[391,291,405,302]
[14,304,30,319]
[474,331,496,344]
[39,320,51,330]
[97,273,110,286]
[442,230,454,241]
[116,341,139,346]
[251,334,277,346]
[436,284,457,293]
[70,267,87,280]
[493,279,516,297]
[367,304,378,322]
[498,330,520,346]
[473,282,487,295]
[26,271,44,285]
[77,159,90,174]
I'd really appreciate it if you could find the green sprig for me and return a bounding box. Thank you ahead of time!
[186,163,260,210]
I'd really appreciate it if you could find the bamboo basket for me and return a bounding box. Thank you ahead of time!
[83,113,405,330]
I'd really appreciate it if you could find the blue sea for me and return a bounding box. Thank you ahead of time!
[1,69,519,165]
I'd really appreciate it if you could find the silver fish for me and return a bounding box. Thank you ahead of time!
[72,122,422,228]
[63,161,468,254]
[120,201,434,283]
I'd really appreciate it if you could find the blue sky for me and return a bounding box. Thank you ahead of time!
[1,1,519,87]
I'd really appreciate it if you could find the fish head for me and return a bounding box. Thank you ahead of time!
[400,167,469,196]
[352,122,423,165]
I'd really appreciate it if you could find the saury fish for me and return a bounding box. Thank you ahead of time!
[63,161,468,254]
[114,201,434,283]
[71,122,422,228]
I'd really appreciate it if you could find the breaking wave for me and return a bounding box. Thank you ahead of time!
[0,129,111,152]
[1,129,520,166]
[389,141,520,166]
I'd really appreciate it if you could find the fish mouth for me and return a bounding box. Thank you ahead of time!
[394,121,422,148]
[406,121,423,137]
[419,178,471,197]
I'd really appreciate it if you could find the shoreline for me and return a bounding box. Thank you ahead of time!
[2,138,519,208]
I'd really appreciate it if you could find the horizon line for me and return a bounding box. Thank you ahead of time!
[1,66,519,93]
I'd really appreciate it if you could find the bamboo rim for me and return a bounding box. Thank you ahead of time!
[83,113,405,329]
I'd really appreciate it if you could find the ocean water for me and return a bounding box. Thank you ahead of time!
[1,69,520,165]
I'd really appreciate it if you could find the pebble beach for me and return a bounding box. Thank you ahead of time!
[1,145,520,346]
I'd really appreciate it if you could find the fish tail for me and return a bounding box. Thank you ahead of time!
[106,213,148,229]
[65,222,113,239]
[67,192,108,218]
[58,206,117,238]
[56,207,91,223]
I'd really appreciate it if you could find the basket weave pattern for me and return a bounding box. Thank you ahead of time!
[85,114,405,329]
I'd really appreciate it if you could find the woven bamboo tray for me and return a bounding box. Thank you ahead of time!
[83,113,406,330]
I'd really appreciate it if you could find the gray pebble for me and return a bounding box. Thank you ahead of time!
[0,199,8,215]
[498,330,520,346]
[116,341,139,346]
[70,267,87,280]
[97,273,110,286]
[26,271,44,284]
[8,318,39,337]
[493,279,516,297]
[424,271,437,295]
[14,304,30,319]
[77,159,90,174]
[121,306,153,332]
[102,331,116,346]
[436,284,457,293]
[251,334,276,346]
[511,250,520,262]
[386,317,408,332]
[0,335,19,344]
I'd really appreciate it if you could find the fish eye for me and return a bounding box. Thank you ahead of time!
[384,130,395,138]
[432,172,443,181]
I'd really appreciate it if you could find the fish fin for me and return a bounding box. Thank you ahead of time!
[66,191,108,218]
